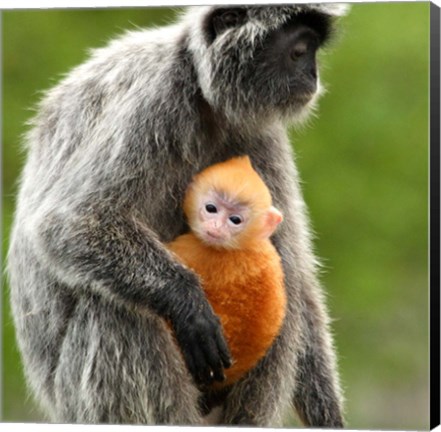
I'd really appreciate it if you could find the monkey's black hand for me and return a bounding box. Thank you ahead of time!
[172,297,232,386]
[152,272,232,386]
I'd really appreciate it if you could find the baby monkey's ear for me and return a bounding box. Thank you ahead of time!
[260,206,283,239]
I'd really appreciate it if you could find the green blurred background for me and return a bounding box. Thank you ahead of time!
[2,3,429,429]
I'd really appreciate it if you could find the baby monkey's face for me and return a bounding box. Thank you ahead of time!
[194,190,250,249]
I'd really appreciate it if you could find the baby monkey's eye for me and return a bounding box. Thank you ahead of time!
[229,215,243,225]
[205,204,218,213]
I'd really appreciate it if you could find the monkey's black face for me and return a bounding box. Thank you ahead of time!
[200,7,334,122]
[258,20,321,105]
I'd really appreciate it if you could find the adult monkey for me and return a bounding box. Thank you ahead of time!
[8,4,348,426]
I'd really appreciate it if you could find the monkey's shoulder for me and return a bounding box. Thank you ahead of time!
[166,233,202,266]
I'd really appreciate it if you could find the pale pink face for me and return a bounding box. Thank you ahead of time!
[193,190,250,248]
[189,188,283,249]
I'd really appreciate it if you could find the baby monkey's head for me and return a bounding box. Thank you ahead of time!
[183,156,283,250]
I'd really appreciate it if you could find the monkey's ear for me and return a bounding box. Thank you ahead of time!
[259,206,283,239]
[206,8,247,43]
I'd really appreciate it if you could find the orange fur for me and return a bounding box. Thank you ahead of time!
[167,157,287,387]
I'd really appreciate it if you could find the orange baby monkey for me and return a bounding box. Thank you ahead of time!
[167,156,287,387]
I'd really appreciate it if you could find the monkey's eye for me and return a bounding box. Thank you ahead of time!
[229,215,243,225]
[205,204,218,213]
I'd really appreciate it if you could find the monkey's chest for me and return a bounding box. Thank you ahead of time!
[168,238,287,386]
[203,260,286,386]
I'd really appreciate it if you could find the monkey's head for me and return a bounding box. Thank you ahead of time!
[185,4,348,124]
[183,156,283,250]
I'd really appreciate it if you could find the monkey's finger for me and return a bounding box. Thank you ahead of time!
[189,342,214,385]
[214,327,233,369]
[202,337,226,382]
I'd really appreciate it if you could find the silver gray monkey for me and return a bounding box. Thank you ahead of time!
[8,4,347,426]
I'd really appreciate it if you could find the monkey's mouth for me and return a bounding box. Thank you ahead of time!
[292,91,316,103]
[285,91,317,111]
[205,232,226,243]
[287,74,318,104]
[203,231,232,248]
[291,79,320,105]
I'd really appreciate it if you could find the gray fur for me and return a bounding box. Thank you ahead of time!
[8,5,347,426]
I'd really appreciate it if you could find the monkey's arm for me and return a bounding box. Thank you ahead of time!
[31,203,231,385]
[290,291,345,428]
[277,240,345,428]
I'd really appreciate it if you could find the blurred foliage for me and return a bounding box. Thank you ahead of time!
[2,3,429,429]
